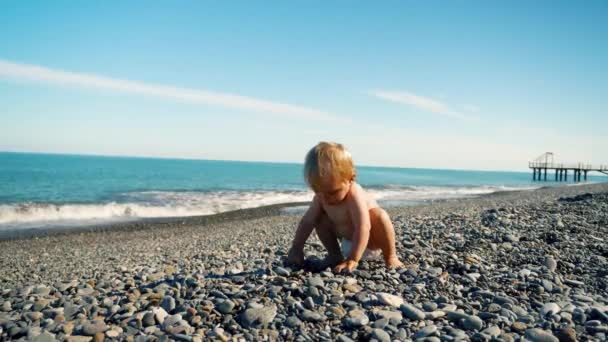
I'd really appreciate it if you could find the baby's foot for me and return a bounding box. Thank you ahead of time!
[385,256,405,269]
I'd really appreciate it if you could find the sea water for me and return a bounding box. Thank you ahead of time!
[1,152,604,230]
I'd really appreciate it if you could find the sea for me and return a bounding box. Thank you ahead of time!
[1,152,605,231]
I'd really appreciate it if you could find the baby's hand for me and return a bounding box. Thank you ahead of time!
[385,256,404,269]
[333,259,358,273]
[286,247,305,267]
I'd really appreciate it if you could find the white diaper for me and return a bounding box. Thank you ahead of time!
[340,238,382,261]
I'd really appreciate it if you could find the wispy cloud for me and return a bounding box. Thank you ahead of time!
[0,59,338,122]
[370,89,468,120]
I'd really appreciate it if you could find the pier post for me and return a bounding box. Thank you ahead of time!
[584,170,587,181]
[544,168,547,181]
[532,168,536,181]
[559,169,563,181]
[565,169,568,181]
[555,170,558,181]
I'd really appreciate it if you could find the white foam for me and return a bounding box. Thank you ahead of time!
[0,185,537,229]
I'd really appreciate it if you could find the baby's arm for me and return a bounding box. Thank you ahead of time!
[287,196,322,266]
[334,187,371,273]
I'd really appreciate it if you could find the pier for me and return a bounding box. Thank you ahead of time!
[529,152,608,182]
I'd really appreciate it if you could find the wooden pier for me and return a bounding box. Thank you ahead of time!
[529,152,608,182]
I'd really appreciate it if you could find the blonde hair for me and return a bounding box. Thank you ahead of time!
[304,142,355,191]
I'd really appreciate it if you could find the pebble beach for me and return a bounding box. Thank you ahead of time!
[1,183,607,341]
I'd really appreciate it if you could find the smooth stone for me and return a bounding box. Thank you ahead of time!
[304,297,315,310]
[525,328,559,342]
[345,309,369,327]
[239,305,277,328]
[401,303,425,321]
[81,320,108,336]
[414,325,438,338]
[370,328,391,342]
[337,335,355,342]
[161,296,176,313]
[426,310,446,320]
[216,300,235,314]
[285,315,303,328]
[545,257,558,272]
[541,303,561,317]
[482,325,501,337]
[152,307,168,324]
[511,321,527,332]
[373,318,389,329]
[301,310,325,322]
[377,310,402,321]
[274,266,290,277]
[555,327,577,342]
[307,276,325,288]
[142,312,156,327]
[31,331,56,342]
[377,293,404,308]
[462,315,483,331]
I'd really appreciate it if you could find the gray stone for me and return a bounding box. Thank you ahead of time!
[152,306,168,324]
[81,320,108,336]
[274,266,290,277]
[161,295,176,312]
[462,315,483,331]
[401,303,425,320]
[239,305,277,328]
[414,325,438,338]
[377,292,404,308]
[482,325,501,337]
[377,309,402,321]
[307,276,325,288]
[31,331,56,342]
[545,257,557,272]
[301,309,325,322]
[216,300,235,314]
[540,303,561,317]
[336,335,355,342]
[345,309,369,327]
[285,315,303,328]
[370,328,391,342]
[525,328,559,342]
[142,312,156,327]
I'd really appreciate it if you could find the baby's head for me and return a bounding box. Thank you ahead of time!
[304,142,356,204]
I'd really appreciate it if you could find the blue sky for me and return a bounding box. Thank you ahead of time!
[1,1,607,171]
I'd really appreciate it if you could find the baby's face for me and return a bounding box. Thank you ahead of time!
[315,176,353,205]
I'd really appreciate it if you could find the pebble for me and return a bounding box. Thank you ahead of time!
[541,303,561,317]
[344,309,369,327]
[525,328,559,342]
[462,315,483,331]
[377,292,404,307]
[414,325,438,338]
[401,303,426,320]
[545,257,558,272]
[301,310,325,322]
[370,328,391,342]
[239,305,277,328]
[216,300,235,314]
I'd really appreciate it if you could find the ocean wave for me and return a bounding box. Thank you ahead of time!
[0,185,537,228]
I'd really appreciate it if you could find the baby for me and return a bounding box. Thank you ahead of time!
[287,142,404,273]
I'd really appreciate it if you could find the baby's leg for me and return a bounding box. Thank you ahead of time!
[314,213,344,265]
[368,208,404,267]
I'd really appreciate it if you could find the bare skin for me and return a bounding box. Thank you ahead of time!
[287,175,404,273]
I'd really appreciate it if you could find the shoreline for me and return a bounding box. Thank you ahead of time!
[1,182,604,241]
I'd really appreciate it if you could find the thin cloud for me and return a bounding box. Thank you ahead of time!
[0,59,338,122]
[371,89,467,120]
